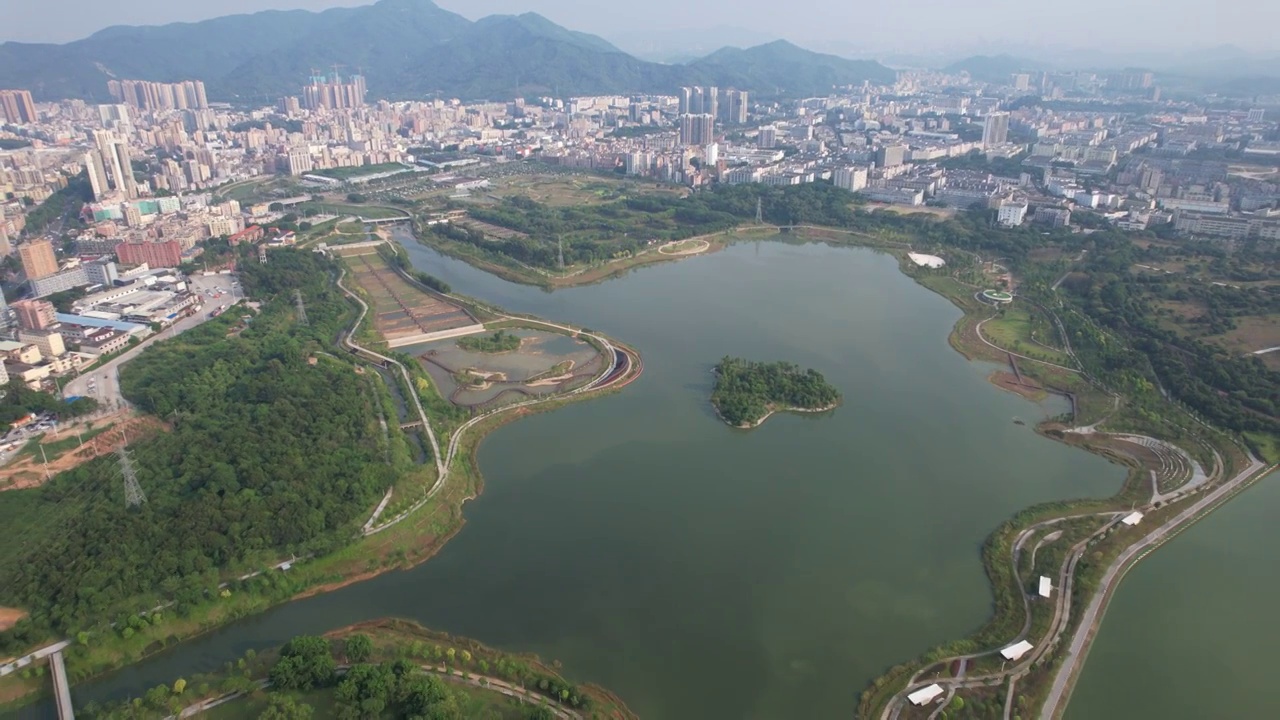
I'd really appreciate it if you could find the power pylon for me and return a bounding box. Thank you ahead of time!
[295,290,309,326]
[118,445,146,508]
[557,236,565,271]
[755,196,764,224]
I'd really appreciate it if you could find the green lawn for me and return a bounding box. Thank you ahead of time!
[312,163,412,181]
[981,307,1076,367]
[202,680,533,719]
[300,202,409,220]
[1244,432,1280,464]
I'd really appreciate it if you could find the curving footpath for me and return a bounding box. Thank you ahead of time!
[337,266,634,535]
[884,444,1271,720]
[166,663,578,720]
[1038,453,1272,719]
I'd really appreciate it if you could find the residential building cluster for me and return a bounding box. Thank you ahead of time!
[0,63,1277,333]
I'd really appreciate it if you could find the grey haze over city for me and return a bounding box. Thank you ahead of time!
[4,0,1280,64]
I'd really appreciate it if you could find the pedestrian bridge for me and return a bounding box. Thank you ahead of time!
[359,215,411,225]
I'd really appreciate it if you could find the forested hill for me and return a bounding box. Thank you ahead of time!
[0,250,405,650]
[711,357,842,427]
[0,0,894,101]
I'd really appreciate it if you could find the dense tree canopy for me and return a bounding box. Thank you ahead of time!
[711,357,842,427]
[0,250,398,648]
[0,382,97,429]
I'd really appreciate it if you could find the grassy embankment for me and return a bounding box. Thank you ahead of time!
[854,246,1258,719]
[412,216,779,289]
[311,163,412,181]
[89,618,636,720]
[0,257,639,712]
[299,202,410,221]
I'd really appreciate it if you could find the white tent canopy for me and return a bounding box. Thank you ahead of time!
[908,684,945,706]
[1001,640,1034,661]
[1039,576,1053,598]
[1122,511,1144,526]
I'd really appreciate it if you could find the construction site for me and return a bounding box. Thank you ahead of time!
[0,414,167,493]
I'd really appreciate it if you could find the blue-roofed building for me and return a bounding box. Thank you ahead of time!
[55,313,150,338]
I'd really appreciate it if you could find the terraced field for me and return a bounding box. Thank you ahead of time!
[345,252,481,347]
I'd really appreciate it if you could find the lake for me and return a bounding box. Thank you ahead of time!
[36,235,1127,719]
[1066,463,1280,720]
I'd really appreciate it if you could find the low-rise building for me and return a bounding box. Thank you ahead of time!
[17,329,66,359]
[997,199,1029,227]
[29,267,90,298]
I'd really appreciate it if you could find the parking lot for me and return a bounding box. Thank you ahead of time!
[61,272,246,412]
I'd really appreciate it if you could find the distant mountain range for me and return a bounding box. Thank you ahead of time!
[942,55,1049,83]
[0,0,896,103]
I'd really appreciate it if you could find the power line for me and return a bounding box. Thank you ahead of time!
[295,289,309,326]
[118,445,146,508]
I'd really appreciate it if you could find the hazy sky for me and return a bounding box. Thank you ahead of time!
[3,0,1278,54]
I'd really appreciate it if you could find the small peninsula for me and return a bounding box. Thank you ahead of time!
[457,329,521,353]
[711,357,842,428]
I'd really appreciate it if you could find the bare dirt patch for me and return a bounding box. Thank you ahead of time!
[990,370,1048,402]
[0,413,168,492]
[0,607,27,632]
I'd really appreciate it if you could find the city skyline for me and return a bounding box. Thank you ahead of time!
[2,0,1279,58]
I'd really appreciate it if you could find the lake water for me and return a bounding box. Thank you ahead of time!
[1066,466,1280,720]
[33,235,1128,719]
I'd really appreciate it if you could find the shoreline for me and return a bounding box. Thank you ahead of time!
[713,401,841,429]
[413,223,778,289]
[409,225,1243,720]
[3,225,1260,718]
[0,260,644,711]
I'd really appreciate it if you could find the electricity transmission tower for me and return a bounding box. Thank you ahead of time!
[755,197,764,224]
[557,236,565,271]
[295,290,309,326]
[118,446,146,508]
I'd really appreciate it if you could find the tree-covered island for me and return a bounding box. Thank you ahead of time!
[710,357,842,428]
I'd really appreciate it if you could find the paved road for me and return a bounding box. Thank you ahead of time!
[886,512,1119,720]
[1038,453,1272,719]
[62,273,244,409]
[343,260,632,535]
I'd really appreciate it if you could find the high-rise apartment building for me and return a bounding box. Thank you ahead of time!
[678,87,694,116]
[723,89,749,125]
[301,73,367,110]
[108,79,208,111]
[834,166,868,192]
[678,86,720,118]
[11,299,58,331]
[87,130,138,200]
[758,125,777,149]
[679,114,715,146]
[982,112,1010,149]
[285,149,314,176]
[19,239,58,280]
[0,89,37,124]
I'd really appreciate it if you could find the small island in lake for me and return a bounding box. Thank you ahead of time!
[711,357,842,428]
[457,329,521,353]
